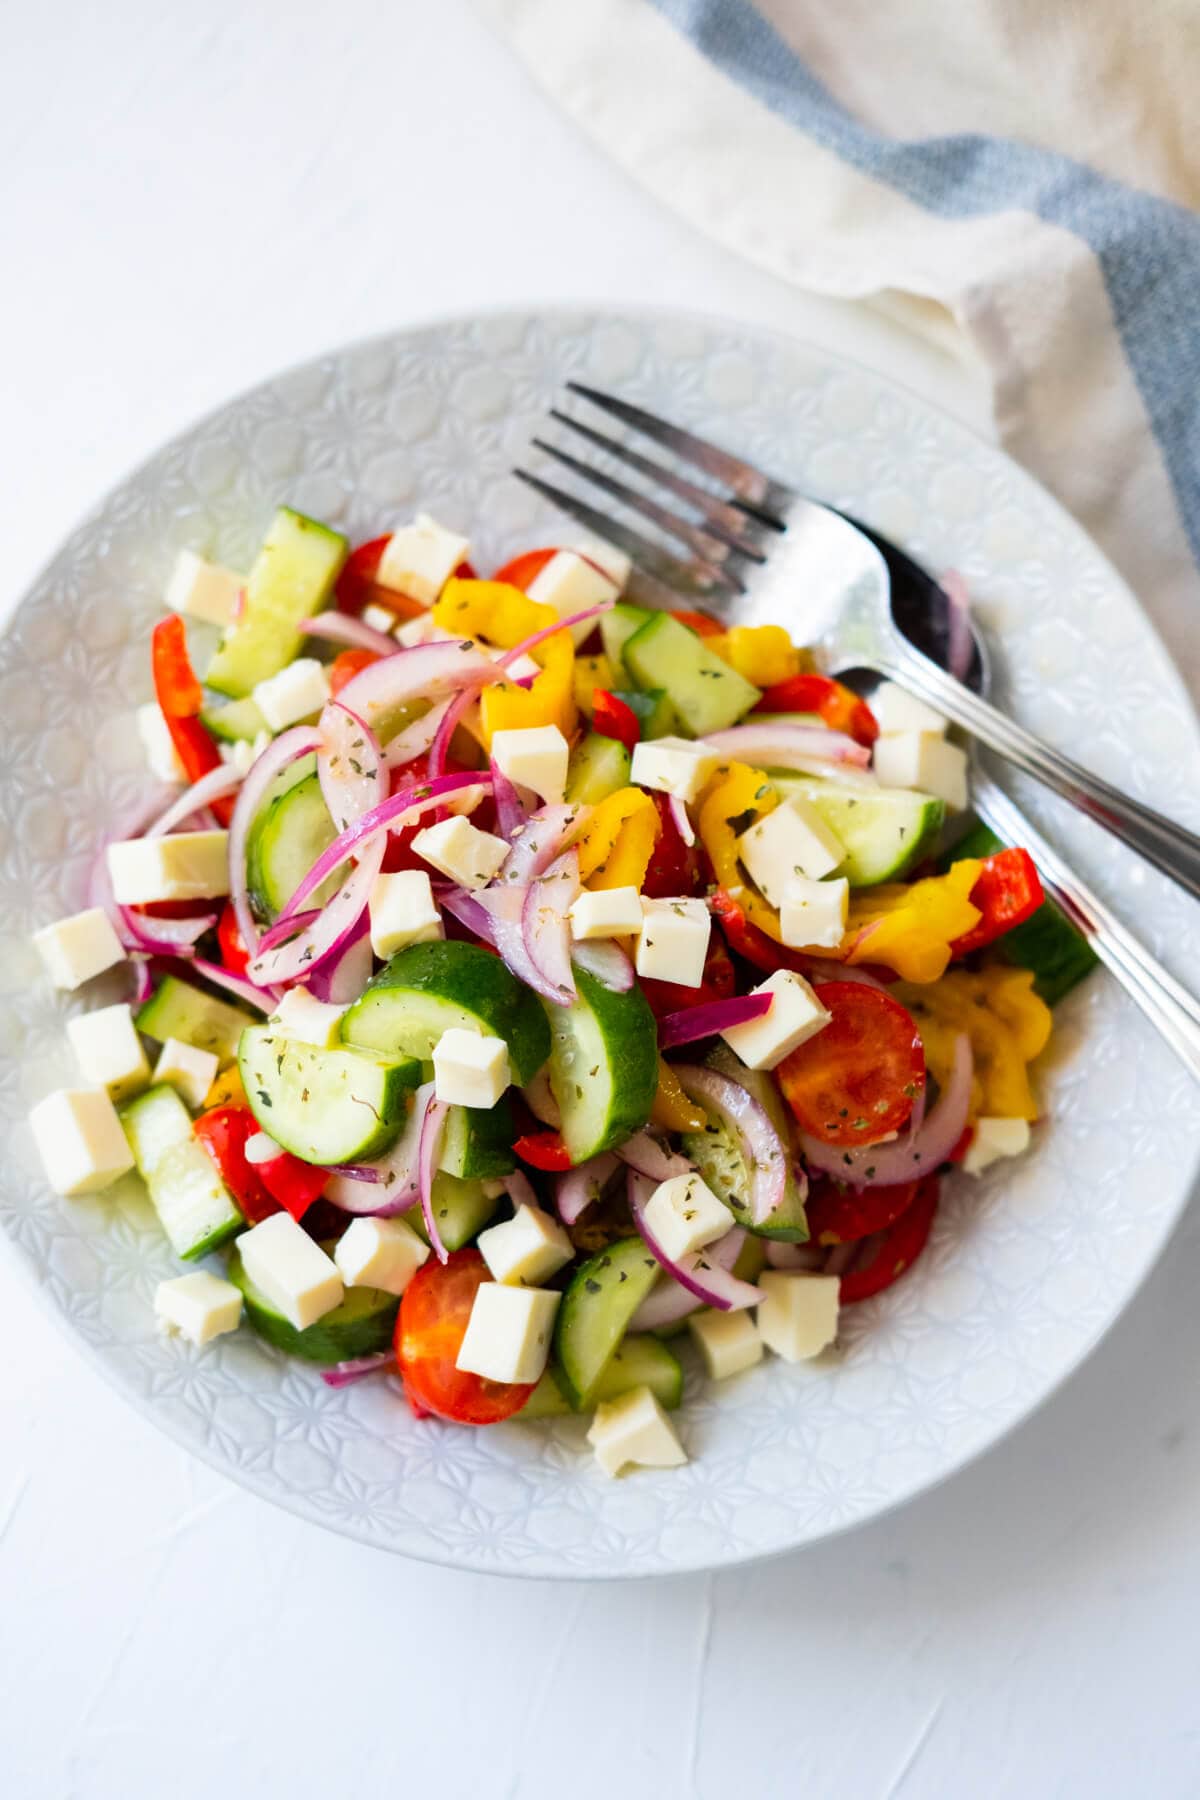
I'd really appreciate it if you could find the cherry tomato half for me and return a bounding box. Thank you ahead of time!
[491,548,557,591]
[837,1176,939,1303]
[640,791,701,898]
[329,647,380,696]
[805,1177,919,1246]
[777,981,925,1147]
[396,1250,536,1425]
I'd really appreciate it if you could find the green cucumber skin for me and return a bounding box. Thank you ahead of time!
[228,1248,397,1364]
[612,687,679,740]
[239,1027,420,1163]
[599,602,652,672]
[135,975,255,1067]
[205,508,347,699]
[200,697,269,743]
[245,771,338,922]
[520,1334,683,1418]
[341,940,552,1085]
[683,1045,810,1243]
[772,776,945,888]
[544,967,658,1164]
[622,612,760,736]
[565,733,632,806]
[121,1086,243,1259]
[439,1099,517,1181]
[554,1236,662,1408]
[947,823,1098,1004]
[404,1173,500,1253]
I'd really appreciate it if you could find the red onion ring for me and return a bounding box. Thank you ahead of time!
[307,913,372,1005]
[627,1172,762,1314]
[668,794,695,848]
[437,884,497,945]
[555,1151,619,1225]
[384,698,454,769]
[190,956,280,1013]
[323,1160,382,1183]
[501,1170,538,1213]
[324,1080,433,1216]
[131,958,155,1005]
[474,882,562,1006]
[570,938,634,992]
[799,1034,971,1188]
[657,991,772,1050]
[248,844,384,988]
[120,910,216,954]
[418,1096,451,1262]
[227,724,322,955]
[490,756,530,841]
[702,721,871,771]
[628,1225,749,1331]
[614,1131,693,1182]
[521,850,579,1004]
[428,677,489,784]
[493,599,616,670]
[257,909,321,957]
[333,638,499,737]
[147,763,243,838]
[321,1352,396,1388]
[301,610,398,657]
[672,1063,791,1227]
[498,802,588,888]
[317,700,385,835]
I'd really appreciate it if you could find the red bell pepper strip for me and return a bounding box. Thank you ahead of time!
[709,887,812,976]
[753,671,880,747]
[640,791,701,899]
[670,608,726,639]
[151,614,235,824]
[193,1106,278,1224]
[217,901,250,976]
[514,1130,572,1172]
[335,534,463,621]
[838,1176,939,1304]
[591,689,640,756]
[256,1150,329,1221]
[949,849,1044,958]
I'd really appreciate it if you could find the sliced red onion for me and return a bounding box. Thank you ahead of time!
[555,1151,619,1225]
[501,1170,538,1213]
[324,1160,382,1183]
[227,724,322,955]
[498,802,588,887]
[657,991,772,1050]
[147,763,243,838]
[570,938,634,992]
[668,795,695,848]
[628,1225,749,1331]
[494,599,616,669]
[307,914,373,1004]
[418,1097,451,1262]
[190,956,280,1013]
[257,909,321,956]
[132,957,154,1004]
[672,1063,791,1227]
[490,756,531,841]
[334,638,499,737]
[799,1033,971,1188]
[615,1131,693,1183]
[321,1352,396,1388]
[301,610,398,657]
[474,882,562,1006]
[703,721,871,771]
[803,958,886,990]
[428,677,488,783]
[120,909,216,954]
[627,1172,762,1314]
[437,884,497,946]
[324,1080,433,1216]
[317,700,385,834]
[384,698,454,768]
[521,850,579,1005]
[765,1240,827,1270]
[247,843,384,988]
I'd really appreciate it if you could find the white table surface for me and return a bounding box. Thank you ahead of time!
[4,4,1199,1795]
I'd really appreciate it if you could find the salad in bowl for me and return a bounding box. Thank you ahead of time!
[27,505,1093,1479]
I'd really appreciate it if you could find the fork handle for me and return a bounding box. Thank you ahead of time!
[881,644,1200,902]
[972,773,1200,1084]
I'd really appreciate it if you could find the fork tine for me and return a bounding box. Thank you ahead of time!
[567,382,794,521]
[547,409,773,560]
[530,438,746,595]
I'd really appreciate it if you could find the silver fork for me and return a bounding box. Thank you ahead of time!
[515,383,1200,904]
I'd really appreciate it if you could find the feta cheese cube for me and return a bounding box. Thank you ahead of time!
[411,815,508,890]
[32,908,126,991]
[757,1271,840,1361]
[871,680,947,737]
[361,601,399,634]
[478,1203,573,1286]
[720,969,831,1071]
[489,725,570,805]
[106,832,230,905]
[570,538,632,592]
[643,1171,733,1262]
[629,735,720,804]
[433,1028,510,1108]
[334,1217,429,1295]
[252,658,331,732]
[395,611,451,647]
[237,1213,344,1330]
[164,549,244,628]
[153,1037,220,1111]
[586,1384,687,1478]
[136,702,186,784]
[29,1088,135,1195]
[369,869,444,959]
[736,797,844,901]
[154,1271,243,1346]
[962,1115,1032,1176]
[569,885,644,940]
[526,551,618,643]
[376,514,470,605]
[220,730,272,777]
[455,1281,560,1384]
[873,731,969,811]
[779,876,849,950]
[269,988,348,1050]
[688,1308,763,1380]
[66,1003,151,1102]
[635,895,711,987]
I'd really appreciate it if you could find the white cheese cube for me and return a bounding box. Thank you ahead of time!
[153,1038,219,1111]
[433,1028,510,1108]
[871,680,947,737]
[361,601,399,634]
[962,1115,1032,1176]
[570,538,632,592]
[720,969,831,1071]
[369,869,444,958]
[32,908,126,990]
[757,1271,840,1361]
[688,1308,763,1380]
[478,1203,573,1286]
[164,549,244,628]
[526,551,618,643]
[395,612,452,647]
[252,658,331,732]
[635,896,711,987]
[376,514,470,604]
[411,815,508,890]
[586,1384,687,1478]
[220,730,271,777]
[106,832,230,905]
[779,875,849,950]
[873,731,969,811]
[269,988,348,1050]
[334,1217,429,1295]
[237,1213,344,1330]
[136,702,186,784]
[736,797,844,901]
[629,735,720,804]
[569,885,644,940]
[489,725,570,805]
[66,1003,151,1102]
[154,1271,243,1346]
[455,1282,560,1384]
[644,1171,733,1262]
[29,1088,135,1196]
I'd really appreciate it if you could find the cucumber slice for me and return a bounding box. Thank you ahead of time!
[245,771,338,921]
[520,1334,684,1418]
[544,967,658,1163]
[438,1099,516,1181]
[623,612,760,736]
[565,732,632,805]
[239,1026,420,1163]
[405,1172,501,1252]
[599,601,652,671]
[678,1044,808,1240]
[135,974,255,1067]
[946,822,1098,1004]
[341,941,551,1085]
[200,697,269,743]
[554,1237,663,1408]
[205,508,347,698]
[121,1085,243,1259]
[228,1246,397,1364]
[772,776,945,887]
[612,686,680,740]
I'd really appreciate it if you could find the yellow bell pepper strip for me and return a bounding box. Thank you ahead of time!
[709,624,801,688]
[840,860,983,985]
[697,761,782,936]
[894,965,1052,1120]
[573,652,618,718]
[432,576,580,744]
[650,1057,708,1133]
[203,1065,247,1112]
[432,578,555,649]
[577,787,661,890]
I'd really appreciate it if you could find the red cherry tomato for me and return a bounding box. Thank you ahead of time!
[329,647,380,696]
[640,791,701,898]
[396,1250,536,1424]
[217,901,250,976]
[754,672,879,747]
[670,608,726,639]
[492,548,557,591]
[514,1130,572,1172]
[804,1177,919,1246]
[709,888,813,978]
[837,1176,939,1303]
[193,1106,278,1224]
[777,981,925,1147]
